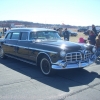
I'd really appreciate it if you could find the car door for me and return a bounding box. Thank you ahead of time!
[2,32,12,54]
[8,32,20,56]
[16,32,30,60]
[3,32,20,56]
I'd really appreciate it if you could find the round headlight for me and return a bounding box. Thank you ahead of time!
[92,47,96,53]
[60,50,66,58]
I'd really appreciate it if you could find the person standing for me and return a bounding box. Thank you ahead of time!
[88,30,96,45]
[63,28,70,41]
[92,24,98,36]
[2,27,5,36]
[4,28,7,32]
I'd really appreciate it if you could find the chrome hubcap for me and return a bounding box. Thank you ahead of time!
[41,58,51,75]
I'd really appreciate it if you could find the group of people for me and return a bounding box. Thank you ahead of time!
[88,25,98,45]
[80,25,100,58]
[79,25,99,45]
[63,24,100,58]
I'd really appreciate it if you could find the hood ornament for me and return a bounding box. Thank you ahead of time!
[79,46,86,54]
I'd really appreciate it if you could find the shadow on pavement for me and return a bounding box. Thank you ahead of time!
[0,57,100,92]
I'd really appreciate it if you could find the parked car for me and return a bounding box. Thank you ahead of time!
[0,28,97,76]
[84,30,90,35]
[84,30,100,35]
[68,30,78,36]
[97,29,100,34]
[77,28,88,32]
[61,30,77,37]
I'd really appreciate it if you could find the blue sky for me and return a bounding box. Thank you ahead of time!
[0,0,100,26]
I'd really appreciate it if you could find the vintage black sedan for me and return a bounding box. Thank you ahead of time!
[0,28,97,75]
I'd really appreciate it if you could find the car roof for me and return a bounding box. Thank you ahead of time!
[10,28,56,32]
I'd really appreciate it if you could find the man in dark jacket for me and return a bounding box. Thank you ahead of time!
[88,30,96,45]
[63,28,70,41]
[92,24,98,36]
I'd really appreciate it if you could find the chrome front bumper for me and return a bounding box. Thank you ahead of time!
[51,55,96,70]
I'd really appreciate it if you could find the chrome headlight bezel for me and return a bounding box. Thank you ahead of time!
[60,50,66,58]
[92,47,96,53]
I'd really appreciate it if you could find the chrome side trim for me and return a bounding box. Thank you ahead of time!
[4,43,16,47]
[17,46,28,49]
[5,54,36,66]
[4,43,57,53]
[29,47,57,54]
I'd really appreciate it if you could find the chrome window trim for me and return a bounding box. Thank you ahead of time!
[4,30,30,40]
[6,39,19,40]
[20,38,28,41]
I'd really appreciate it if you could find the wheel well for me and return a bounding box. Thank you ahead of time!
[36,53,50,67]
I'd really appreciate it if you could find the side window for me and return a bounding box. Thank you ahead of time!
[29,32,37,40]
[5,32,12,39]
[11,32,20,40]
[21,32,28,40]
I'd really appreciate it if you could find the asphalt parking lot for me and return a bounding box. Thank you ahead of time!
[0,58,100,100]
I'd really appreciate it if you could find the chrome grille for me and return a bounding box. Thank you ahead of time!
[65,51,91,62]
[84,50,91,60]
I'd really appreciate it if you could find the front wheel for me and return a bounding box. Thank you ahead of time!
[40,56,54,76]
[0,47,6,59]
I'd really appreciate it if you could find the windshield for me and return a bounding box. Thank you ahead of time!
[29,31,61,41]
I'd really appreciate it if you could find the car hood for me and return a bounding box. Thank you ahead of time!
[37,40,85,51]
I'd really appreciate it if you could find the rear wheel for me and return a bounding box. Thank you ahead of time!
[40,56,54,76]
[0,47,6,59]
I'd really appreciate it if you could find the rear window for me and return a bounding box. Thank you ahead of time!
[11,32,20,40]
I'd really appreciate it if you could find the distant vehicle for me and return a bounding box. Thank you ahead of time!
[61,30,77,37]
[77,28,87,32]
[69,31,78,36]
[97,29,100,34]
[83,30,90,35]
[84,30,100,35]
[87,26,100,35]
